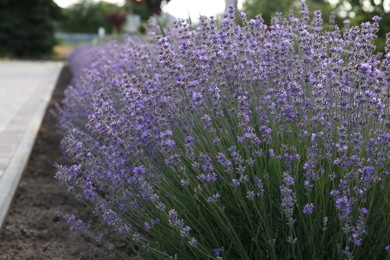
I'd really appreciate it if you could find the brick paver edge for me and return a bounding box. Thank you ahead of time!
[0,62,64,232]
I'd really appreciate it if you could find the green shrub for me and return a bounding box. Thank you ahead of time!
[0,0,62,57]
[57,0,119,34]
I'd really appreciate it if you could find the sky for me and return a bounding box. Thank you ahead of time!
[54,0,245,19]
[54,0,124,8]
[163,0,244,19]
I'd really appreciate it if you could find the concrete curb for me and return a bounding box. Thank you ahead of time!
[0,61,63,231]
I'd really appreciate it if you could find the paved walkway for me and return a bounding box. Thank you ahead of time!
[0,61,63,229]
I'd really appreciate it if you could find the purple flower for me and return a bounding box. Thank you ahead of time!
[255,177,265,197]
[185,135,194,143]
[246,191,255,200]
[168,209,184,228]
[188,237,198,247]
[133,166,146,175]
[330,189,340,197]
[180,226,191,237]
[303,203,314,215]
[68,214,76,223]
[191,91,203,104]
[215,247,224,257]
[283,173,295,186]
[216,153,232,168]
[197,174,206,182]
[144,221,152,230]
[357,63,371,74]
[166,139,176,149]
[335,196,351,221]
[231,179,240,188]
[207,193,220,203]
[206,173,217,182]
[56,4,390,258]
[358,207,368,215]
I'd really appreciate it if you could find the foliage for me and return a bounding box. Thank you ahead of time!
[106,9,127,33]
[125,1,173,34]
[0,0,62,57]
[57,2,390,259]
[131,4,154,22]
[241,0,390,51]
[242,0,335,24]
[337,0,390,51]
[57,0,121,34]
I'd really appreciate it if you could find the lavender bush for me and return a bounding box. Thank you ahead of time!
[56,2,390,259]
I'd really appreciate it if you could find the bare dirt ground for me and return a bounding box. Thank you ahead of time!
[52,46,73,60]
[0,66,141,259]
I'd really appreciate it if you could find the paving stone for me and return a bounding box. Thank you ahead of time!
[0,61,63,230]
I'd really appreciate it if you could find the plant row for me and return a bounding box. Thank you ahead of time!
[56,2,390,259]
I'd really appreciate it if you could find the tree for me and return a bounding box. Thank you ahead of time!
[336,0,390,50]
[241,0,389,51]
[58,0,120,34]
[106,9,127,33]
[0,0,62,57]
[242,0,335,24]
[242,0,293,23]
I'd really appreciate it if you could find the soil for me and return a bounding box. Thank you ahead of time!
[0,66,142,259]
[52,46,74,60]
